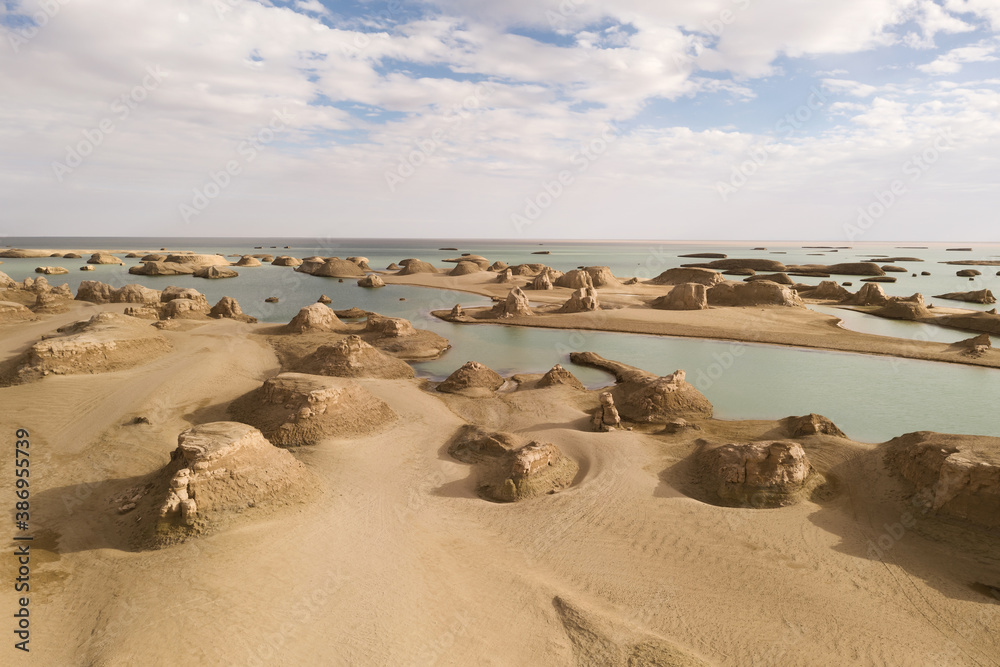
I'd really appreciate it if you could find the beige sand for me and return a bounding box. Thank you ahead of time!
[0,303,998,666]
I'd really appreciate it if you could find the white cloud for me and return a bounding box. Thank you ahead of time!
[917,40,998,72]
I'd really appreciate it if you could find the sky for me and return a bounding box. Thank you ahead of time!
[1,0,999,241]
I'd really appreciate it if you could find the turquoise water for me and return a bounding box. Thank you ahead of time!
[3,238,999,442]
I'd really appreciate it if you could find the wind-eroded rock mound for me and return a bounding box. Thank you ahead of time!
[446,426,577,503]
[449,261,483,276]
[706,280,803,308]
[555,269,593,289]
[209,296,257,323]
[952,333,992,358]
[14,312,170,382]
[193,265,238,279]
[584,266,620,287]
[797,281,851,300]
[873,294,932,320]
[783,413,846,438]
[87,253,124,265]
[569,352,713,422]
[285,303,341,333]
[298,258,366,278]
[296,335,415,379]
[934,289,996,305]
[538,364,584,389]
[395,259,439,275]
[358,274,386,288]
[698,440,818,507]
[124,422,315,547]
[490,287,533,318]
[437,361,504,396]
[76,281,161,305]
[650,283,707,310]
[685,258,786,272]
[883,431,1000,529]
[234,255,262,267]
[558,287,599,313]
[647,267,724,287]
[129,261,195,276]
[229,373,397,446]
[840,282,890,306]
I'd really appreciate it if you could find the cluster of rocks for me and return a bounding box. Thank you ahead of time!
[75,281,256,323]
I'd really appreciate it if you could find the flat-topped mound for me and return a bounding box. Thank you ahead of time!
[706,280,804,307]
[883,431,1000,529]
[117,422,315,548]
[13,312,170,382]
[229,372,397,446]
[646,267,724,286]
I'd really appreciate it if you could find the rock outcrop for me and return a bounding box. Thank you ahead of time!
[591,392,622,432]
[569,352,713,422]
[0,301,36,322]
[34,266,68,275]
[448,261,482,276]
[783,413,846,438]
[302,258,366,278]
[650,283,707,310]
[193,265,238,279]
[272,256,302,267]
[209,297,257,323]
[873,294,931,320]
[558,287,599,313]
[584,266,621,287]
[840,282,890,307]
[129,261,196,276]
[358,274,386,288]
[437,361,504,396]
[285,303,341,333]
[14,312,170,382]
[935,312,1000,336]
[87,253,124,265]
[933,289,996,305]
[496,268,514,283]
[234,256,262,267]
[490,287,533,318]
[529,271,554,290]
[685,259,786,272]
[133,422,314,546]
[745,272,793,285]
[798,281,851,300]
[883,431,1000,529]
[229,373,397,446]
[395,259,438,275]
[555,269,594,290]
[537,364,584,390]
[953,333,992,358]
[296,335,415,379]
[706,280,803,307]
[446,426,577,503]
[698,441,817,507]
